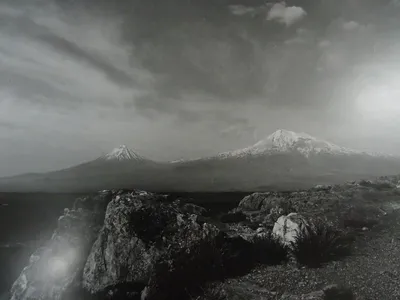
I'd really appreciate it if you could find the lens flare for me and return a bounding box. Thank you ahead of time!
[46,248,77,280]
[356,84,400,120]
[48,257,69,279]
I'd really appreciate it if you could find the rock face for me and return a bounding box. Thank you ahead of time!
[10,190,250,300]
[9,191,113,300]
[82,192,169,294]
[272,213,309,247]
[82,191,252,299]
[82,192,217,295]
[9,189,255,300]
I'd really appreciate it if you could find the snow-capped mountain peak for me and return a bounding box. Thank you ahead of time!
[103,145,144,161]
[171,129,391,164]
[253,129,316,151]
[221,129,361,158]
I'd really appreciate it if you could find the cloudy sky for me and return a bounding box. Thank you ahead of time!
[1,0,400,175]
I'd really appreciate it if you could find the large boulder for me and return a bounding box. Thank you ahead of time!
[10,190,254,300]
[238,192,313,213]
[236,193,291,227]
[238,193,269,211]
[272,213,310,247]
[82,191,252,299]
[174,200,209,216]
[82,192,171,294]
[9,191,112,300]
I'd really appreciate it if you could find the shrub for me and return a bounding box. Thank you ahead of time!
[145,234,254,300]
[197,285,227,300]
[252,233,289,265]
[290,222,352,268]
[145,236,226,300]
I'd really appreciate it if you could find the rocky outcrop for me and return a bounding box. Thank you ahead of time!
[83,192,216,296]
[178,201,209,216]
[238,193,268,211]
[238,191,317,214]
[9,191,113,300]
[82,191,253,299]
[236,192,313,228]
[236,179,399,230]
[82,192,169,294]
[9,189,255,300]
[272,213,310,247]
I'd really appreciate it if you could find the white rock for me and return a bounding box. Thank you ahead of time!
[313,184,332,191]
[272,213,309,246]
[256,227,265,233]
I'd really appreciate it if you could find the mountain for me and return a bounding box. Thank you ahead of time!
[169,129,400,191]
[101,145,146,162]
[0,145,168,193]
[224,129,362,157]
[1,131,400,193]
[176,129,385,162]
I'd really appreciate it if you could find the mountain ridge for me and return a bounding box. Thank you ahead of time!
[0,130,399,193]
[172,129,391,163]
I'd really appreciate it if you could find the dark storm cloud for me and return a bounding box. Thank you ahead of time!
[29,0,382,116]
[103,0,400,117]
[37,34,134,87]
[5,0,400,115]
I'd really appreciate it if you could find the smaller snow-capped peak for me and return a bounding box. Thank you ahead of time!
[103,145,144,161]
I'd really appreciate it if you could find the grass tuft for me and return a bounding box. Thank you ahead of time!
[252,233,289,265]
[290,222,352,268]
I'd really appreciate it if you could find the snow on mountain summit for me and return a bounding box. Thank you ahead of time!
[103,145,144,161]
[221,129,362,158]
[172,129,368,164]
[171,129,392,164]
[253,129,316,151]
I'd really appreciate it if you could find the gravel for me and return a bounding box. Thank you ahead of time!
[226,209,400,299]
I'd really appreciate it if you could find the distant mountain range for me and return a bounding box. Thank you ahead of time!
[173,129,390,161]
[1,129,400,192]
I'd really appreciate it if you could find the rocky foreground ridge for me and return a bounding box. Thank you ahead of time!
[9,175,400,300]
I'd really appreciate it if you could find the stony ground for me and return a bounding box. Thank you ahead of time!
[225,207,400,300]
[7,178,400,300]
